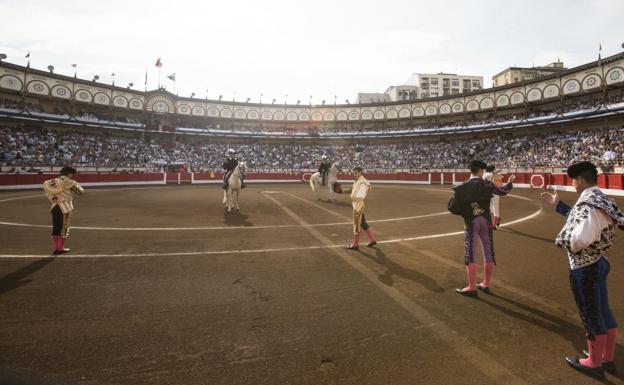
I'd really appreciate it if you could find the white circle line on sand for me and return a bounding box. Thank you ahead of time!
[0,207,543,258]
[0,188,451,230]
[0,212,451,231]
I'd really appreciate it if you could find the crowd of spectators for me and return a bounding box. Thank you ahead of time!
[1,125,622,172]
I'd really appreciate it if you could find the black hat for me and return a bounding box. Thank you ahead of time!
[469,160,487,170]
[566,161,597,178]
[60,166,77,176]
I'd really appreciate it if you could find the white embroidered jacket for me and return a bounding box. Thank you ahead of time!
[555,187,624,270]
[350,176,371,212]
[43,176,85,214]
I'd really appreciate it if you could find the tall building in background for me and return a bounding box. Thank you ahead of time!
[384,85,420,102]
[356,92,390,103]
[492,60,566,86]
[357,72,484,102]
[405,73,484,98]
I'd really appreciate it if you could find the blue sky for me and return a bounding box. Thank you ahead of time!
[1,0,622,103]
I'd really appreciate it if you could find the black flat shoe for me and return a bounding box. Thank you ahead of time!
[367,241,377,247]
[477,284,491,294]
[53,248,70,255]
[345,245,359,250]
[582,349,617,374]
[455,288,478,297]
[565,356,605,379]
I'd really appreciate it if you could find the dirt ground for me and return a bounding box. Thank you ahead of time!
[1,183,624,385]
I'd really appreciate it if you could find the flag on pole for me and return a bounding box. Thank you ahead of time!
[155,57,162,68]
[71,64,77,68]
[111,72,115,77]
[25,52,30,58]
[167,73,176,81]
[598,43,602,61]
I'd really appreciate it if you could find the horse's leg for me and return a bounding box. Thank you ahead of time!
[235,189,240,211]
[226,189,232,212]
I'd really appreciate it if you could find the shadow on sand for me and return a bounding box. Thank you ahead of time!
[359,247,445,293]
[479,291,624,383]
[223,210,254,227]
[0,256,56,295]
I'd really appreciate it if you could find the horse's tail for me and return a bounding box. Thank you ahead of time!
[309,174,316,192]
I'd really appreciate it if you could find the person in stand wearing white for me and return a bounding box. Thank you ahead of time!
[484,165,504,228]
[542,161,624,380]
[344,166,376,250]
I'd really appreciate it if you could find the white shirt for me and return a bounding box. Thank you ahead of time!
[569,187,614,253]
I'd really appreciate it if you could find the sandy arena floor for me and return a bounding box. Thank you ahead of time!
[1,183,624,385]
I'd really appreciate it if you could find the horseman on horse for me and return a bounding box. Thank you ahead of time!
[318,155,331,186]
[223,149,246,190]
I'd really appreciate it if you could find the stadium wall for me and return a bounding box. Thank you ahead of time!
[1,172,623,196]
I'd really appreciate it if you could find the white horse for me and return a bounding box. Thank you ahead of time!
[309,162,341,202]
[222,162,246,212]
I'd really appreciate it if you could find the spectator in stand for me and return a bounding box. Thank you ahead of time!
[1,126,623,172]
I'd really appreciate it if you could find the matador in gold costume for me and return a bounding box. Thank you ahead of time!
[42,166,85,255]
[344,166,376,250]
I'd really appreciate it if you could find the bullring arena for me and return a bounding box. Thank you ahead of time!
[2,8,624,383]
[1,174,624,385]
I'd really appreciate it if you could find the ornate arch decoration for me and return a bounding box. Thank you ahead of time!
[220,108,233,118]
[146,95,175,113]
[425,105,438,116]
[192,106,206,116]
[273,111,285,120]
[526,87,543,103]
[113,95,129,108]
[562,79,581,95]
[451,102,464,113]
[386,109,398,119]
[373,109,385,120]
[606,66,624,85]
[129,98,144,110]
[234,109,247,119]
[27,80,50,96]
[510,91,525,105]
[466,100,479,112]
[75,89,93,103]
[479,97,494,110]
[398,108,411,118]
[582,73,602,91]
[177,104,192,115]
[51,85,72,99]
[496,94,510,107]
[0,74,23,91]
[542,84,560,99]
